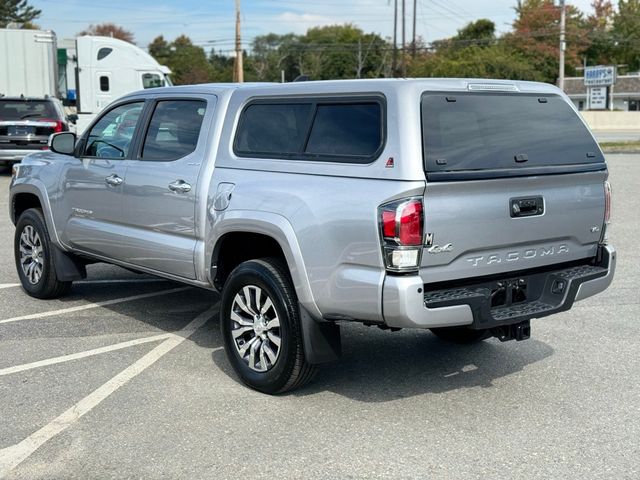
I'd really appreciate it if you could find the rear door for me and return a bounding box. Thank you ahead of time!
[420,91,607,284]
[118,96,212,279]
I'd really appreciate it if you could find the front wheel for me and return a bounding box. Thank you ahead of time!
[430,326,490,344]
[220,258,316,394]
[14,208,72,299]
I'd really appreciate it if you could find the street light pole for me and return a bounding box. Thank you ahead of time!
[558,0,566,91]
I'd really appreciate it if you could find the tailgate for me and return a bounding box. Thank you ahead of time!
[420,89,607,284]
[420,171,606,283]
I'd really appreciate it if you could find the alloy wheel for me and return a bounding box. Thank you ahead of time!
[230,285,282,372]
[19,225,44,285]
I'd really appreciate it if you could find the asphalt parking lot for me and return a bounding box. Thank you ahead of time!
[0,156,638,479]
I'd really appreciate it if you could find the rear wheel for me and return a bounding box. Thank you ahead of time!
[430,326,490,344]
[220,258,316,394]
[14,208,72,299]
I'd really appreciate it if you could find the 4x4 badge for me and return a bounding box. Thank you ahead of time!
[427,243,453,254]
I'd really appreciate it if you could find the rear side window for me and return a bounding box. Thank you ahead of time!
[234,98,384,163]
[141,99,206,161]
[235,103,312,155]
[306,104,381,157]
[422,92,604,180]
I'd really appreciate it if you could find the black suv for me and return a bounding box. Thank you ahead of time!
[0,96,69,169]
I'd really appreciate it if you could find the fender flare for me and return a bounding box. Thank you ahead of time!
[207,209,322,319]
[10,181,65,248]
[208,210,341,364]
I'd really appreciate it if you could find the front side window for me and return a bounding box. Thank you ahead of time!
[84,102,144,158]
[141,100,206,161]
[99,76,109,92]
[234,98,384,163]
[142,73,165,89]
[97,48,112,60]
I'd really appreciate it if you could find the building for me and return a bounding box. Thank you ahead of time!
[563,74,640,111]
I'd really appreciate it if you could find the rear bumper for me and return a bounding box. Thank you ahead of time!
[0,149,40,163]
[383,245,616,330]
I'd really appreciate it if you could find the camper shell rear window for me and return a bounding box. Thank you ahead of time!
[421,92,606,181]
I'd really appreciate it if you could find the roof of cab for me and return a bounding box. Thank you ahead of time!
[122,78,561,100]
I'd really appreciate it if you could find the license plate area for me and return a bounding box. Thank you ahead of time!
[7,126,35,136]
[490,278,528,308]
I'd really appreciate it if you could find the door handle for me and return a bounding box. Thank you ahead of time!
[168,180,192,194]
[510,196,544,218]
[105,174,123,187]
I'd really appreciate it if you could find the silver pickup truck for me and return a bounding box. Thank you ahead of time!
[9,79,615,393]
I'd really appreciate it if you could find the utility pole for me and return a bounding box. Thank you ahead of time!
[233,0,244,83]
[392,0,397,77]
[558,0,566,91]
[412,0,417,57]
[401,0,406,76]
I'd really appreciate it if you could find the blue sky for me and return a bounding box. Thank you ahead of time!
[31,0,605,52]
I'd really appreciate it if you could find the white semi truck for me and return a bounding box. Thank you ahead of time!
[0,29,172,133]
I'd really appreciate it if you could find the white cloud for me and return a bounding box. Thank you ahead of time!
[274,12,338,33]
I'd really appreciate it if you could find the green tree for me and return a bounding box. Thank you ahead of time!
[584,0,615,67]
[431,19,496,53]
[208,49,234,82]
[148,35,213,85]
[409,43,543,81]
[300,24,388,80]
[245,25,389,82]
[506,0,589,83]
[148,35,171,65]
[612,0,640,71]
[0,0,40,28]
[246,33,302,81]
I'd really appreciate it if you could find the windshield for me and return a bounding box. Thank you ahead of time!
[421,92,604,178]
[0,100,58,121]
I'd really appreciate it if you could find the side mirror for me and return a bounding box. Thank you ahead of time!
[67,114,78,124]
[49,132,77,156]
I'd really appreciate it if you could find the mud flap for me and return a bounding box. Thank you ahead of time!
[51,245,87,281]
[299,304,341,364]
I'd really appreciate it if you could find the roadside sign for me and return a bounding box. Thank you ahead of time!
[584,65,616,86]
[588,86,608,110]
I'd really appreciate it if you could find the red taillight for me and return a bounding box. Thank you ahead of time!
[382,210,396,238]
[604,181,611,224]
[399,201,423,245]
[39,118,64,133]
[379,198,424,272]
[380,199,424,245]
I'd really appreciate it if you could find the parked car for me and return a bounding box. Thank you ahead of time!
[9,79,615,394]
[0,96,70,169]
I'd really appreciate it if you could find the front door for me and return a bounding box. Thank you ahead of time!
[57,101,145,259]
[119,97,212,279]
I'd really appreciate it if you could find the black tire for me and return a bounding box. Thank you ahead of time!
[14,208,72,299]
[430,326,491,344]
[220,257,316,394]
